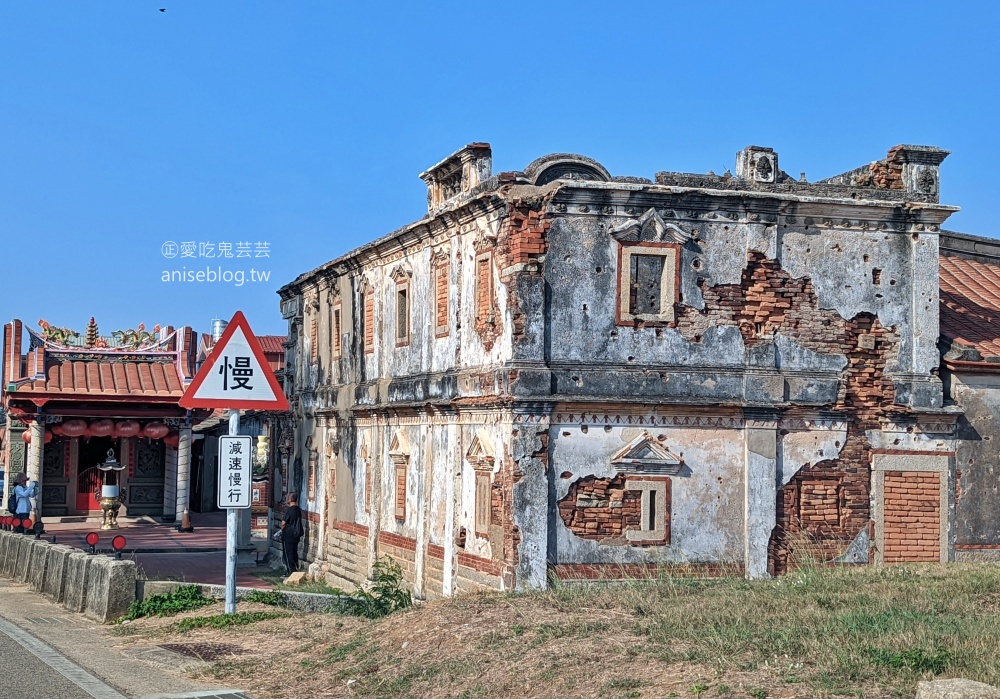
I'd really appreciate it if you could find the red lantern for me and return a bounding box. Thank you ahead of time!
[51,423,65,437]
[142,422,169,440]
[89,419,114,437]
[43,429,53,444]
[114,420,140,438]
[62,419,87,438]
[163,432,180,448]
[22,431,30,444]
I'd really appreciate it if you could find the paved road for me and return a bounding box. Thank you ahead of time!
[0,583,251,699]
[0,631,91,699]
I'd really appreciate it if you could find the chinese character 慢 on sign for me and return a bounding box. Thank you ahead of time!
[218,356,254,391]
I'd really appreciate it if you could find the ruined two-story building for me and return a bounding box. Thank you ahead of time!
[277,142,965,596]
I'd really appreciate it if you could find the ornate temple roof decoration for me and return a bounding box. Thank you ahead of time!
[30,320,173,352]
[37,319,80,346]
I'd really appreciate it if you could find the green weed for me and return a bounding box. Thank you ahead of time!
[339,556,412,619]
[174,611,285,631]
[120,584,214,621]
[243,589,284,606]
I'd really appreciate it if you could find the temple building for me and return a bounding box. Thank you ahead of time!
[274,141,1000,596]
[1,319,194,521]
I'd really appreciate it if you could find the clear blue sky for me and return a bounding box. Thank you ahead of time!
[1,1,996,337]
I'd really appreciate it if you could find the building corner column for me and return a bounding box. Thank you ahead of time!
[175,426,193,522]
[27,417,45,525]
[744,412,778,580]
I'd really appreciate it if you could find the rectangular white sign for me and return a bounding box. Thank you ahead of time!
[218,436,253,509]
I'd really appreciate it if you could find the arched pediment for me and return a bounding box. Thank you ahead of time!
[524,153,611,186]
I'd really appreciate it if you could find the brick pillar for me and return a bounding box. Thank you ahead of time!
[27,419,44,522]
[744,413,777,580]
[174,427,193,521]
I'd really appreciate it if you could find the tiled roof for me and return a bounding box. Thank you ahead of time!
[939,255,1000,359]
[258,335,286,354]
[15,352,184,398]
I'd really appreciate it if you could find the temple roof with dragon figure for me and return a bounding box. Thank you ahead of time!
[2,317,204,423]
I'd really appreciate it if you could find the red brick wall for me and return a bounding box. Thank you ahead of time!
[507,208,550,264]
[883,471,941,562]
[557,474,643,541]
[363,291,374,354]
[552,562,742,580]
[331,306,342,358]
[434,263,449,337]
[394,462,406,521]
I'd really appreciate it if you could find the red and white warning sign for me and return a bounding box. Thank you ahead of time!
[179,311,290,411]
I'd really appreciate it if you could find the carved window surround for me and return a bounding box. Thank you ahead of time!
[390,266,412,348]
[474,252,500,350]
[625,477,671,544]
[433,247,450,339]
[327,287,342,361]
[361,279,375,355]
[389,432,409,522]
[610,208,690,327]
[467,433,495,537]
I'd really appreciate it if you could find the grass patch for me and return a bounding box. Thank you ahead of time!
[250,570,347,596]
[174,611,286,631]
[120,584,214,621]
[543,564,1000,693]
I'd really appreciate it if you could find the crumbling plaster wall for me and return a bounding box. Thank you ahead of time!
[949,373,1000,551]
[541,196,942,406]
[529,183,953,576]
[549,422,745,565]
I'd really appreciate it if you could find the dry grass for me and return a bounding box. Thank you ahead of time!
[106,563,1000,699]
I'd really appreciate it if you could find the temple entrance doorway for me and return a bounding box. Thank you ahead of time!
[76,436,115,512]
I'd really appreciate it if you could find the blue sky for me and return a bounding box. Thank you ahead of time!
[1,1,996,337]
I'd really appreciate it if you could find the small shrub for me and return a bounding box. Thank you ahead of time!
[121,584,214,621]
[174,611,284,631]
[340,556,412,619]
[244,589,284,606]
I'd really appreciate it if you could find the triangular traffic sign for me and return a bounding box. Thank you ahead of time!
[179,311,290,411]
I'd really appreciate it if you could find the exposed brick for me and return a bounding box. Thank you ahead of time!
[674,252,901,574]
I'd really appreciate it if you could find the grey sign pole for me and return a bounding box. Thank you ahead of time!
[225,409,240,614]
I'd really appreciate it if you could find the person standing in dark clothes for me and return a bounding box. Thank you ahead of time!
[280,493,304,573]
